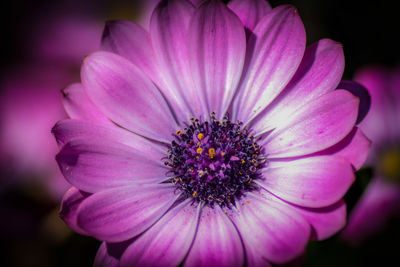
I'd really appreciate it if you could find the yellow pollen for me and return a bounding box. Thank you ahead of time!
[197,133,204,140]
[209,148,216,158]
[197,147,203,154]
[221,151,225,156]
[241,159,246,164]
[176,130,182,135]
[192,191,197,197]
[198,170,204,177]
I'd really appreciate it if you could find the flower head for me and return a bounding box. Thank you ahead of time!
[54,0,370,265]
[342,65,400,244]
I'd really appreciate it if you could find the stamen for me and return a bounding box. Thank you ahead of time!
[165,113,266,207]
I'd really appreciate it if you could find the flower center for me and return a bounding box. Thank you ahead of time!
[378,146,400,183]
[164,113,266,207]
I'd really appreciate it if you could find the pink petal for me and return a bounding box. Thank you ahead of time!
[77,184,178,242]
[61,83,112,125]
[337,80,371,125]
[229,192,310,264]
[150,0,200,122]
[259,156,354,208]
[120,200,201,267]
[52,119,166,156]
[228,0,272,32]
[232,5,306,124]
[341,178,400,244]
[81,51,177,143]
[101,20,161,89]
[94,242,123,267]
[59,187,90,235]
[56,138,167,193]
[251,39,345,134]
[315,127,371,170]
[188,0,246,118]
[262,90,359,158]
[294,200,346,240]
[184,206,244,267]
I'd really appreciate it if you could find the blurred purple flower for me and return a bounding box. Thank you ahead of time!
[342,66,400,244]
[54,0,370,265]
[0,16,102,200]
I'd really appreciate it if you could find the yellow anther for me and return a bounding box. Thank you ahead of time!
[197,147,203,154]
[241,159,246,164]
[221,151,225,156]
[197,133,204,140]
[176,130,182,135]
[198,170,204,177]
[192,191,197,197]
[209,148,216,158]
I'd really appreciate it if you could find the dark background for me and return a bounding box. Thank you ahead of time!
[1,0,399,266]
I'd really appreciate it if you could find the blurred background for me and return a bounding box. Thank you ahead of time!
[0,0,399,266]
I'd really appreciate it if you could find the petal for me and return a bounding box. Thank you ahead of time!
[94,242,125,267]
[315,127,371,170]
[229,192,310,264]
[228,0,272,32]
[77,184,179,242]
[262,90,359,158]
[341,178,400,244]
[61,83,112,125]
[59,187,90,235]
[259,156,354,208]
[101,20,161,89]
[52,119,166,155]
[184,206,244,267]
[188,0,246,118]
[232,5,306,123]
[337,80,371,124]
[150,0,199,121]
[56,138,167,193]
[120,200,201,267]
[294,200,346,240]
[81,51,177,143]
[251,39,345,134]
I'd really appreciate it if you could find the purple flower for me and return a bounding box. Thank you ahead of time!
[54,0,370,265]
[342,66,400,244]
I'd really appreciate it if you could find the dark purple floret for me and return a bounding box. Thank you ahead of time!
[164,113,266,207]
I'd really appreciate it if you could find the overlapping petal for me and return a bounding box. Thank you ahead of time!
[188,0,246,118]
[228,0,272,32]
[184,206,244,267]
[150,0,198,122]
[251,39,344,133]
[56,138,168,192]
[262,90,359,158]
[81,51,177,142]
[232,5,306,123]
[61,83,112,125]
[229,192,310,264]
[76,184,179,242]
[52,119,166,155]
[101,20,161,88]
[93,242,123,267]
[59,187,90,235]
[120,200,200,267]
[259,156,354,208]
